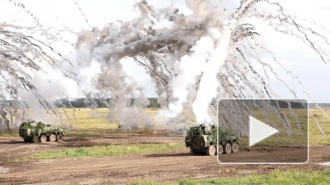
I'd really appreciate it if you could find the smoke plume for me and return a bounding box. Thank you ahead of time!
[1,0,330,134]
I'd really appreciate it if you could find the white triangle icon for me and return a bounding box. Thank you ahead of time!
[249,116,279,147]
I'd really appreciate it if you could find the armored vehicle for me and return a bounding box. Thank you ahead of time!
[185,123,240,156]
[19,120,66,143]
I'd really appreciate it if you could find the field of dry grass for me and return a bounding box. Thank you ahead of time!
[1,108,330,144]
[55,107,330,145]
[309,109,330,144]
[53,108,159,130]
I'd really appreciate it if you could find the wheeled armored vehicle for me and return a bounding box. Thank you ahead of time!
[19,120,66,143]
[185,123,240,156]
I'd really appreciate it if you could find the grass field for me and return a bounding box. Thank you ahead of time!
[309,109,330,144]
[1,108,330,144]
[129,169,330,185]
[253,108,308,134]
[31,143,184,159]
[3,108,330,184]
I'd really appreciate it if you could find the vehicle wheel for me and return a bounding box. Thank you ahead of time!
[231,142,239,153]
[218,144,224,155]
[56,134,63,141]
[206,145,216,156]
[32,136,39,143]
[40,135,47,143]
[224,142,232,154]
[190,148,198,155]
[48,134,56,142]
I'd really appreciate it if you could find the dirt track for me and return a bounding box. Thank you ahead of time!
[0,135,330,185]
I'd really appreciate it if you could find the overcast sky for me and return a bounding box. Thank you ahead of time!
[1,0,330,103]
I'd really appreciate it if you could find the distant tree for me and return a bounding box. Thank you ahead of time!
[147,98,161,108]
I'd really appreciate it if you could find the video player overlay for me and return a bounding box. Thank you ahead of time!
[218,99,308,164]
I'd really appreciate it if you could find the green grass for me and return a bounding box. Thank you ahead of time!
[0,131,18,137]
[238,134,330,146]
[309,109,330,145]
[66,128,156,136]
[253,108,308,134]
[309,109,330,135]
[31,143,184,159]
[238,135,308,146]
[309,135,330,145]
[129,169,330,185]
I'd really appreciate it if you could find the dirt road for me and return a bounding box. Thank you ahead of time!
[0,135,329,185]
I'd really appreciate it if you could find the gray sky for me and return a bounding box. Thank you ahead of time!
[1,0,330,102]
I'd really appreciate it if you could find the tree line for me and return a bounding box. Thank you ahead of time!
[0,98,162,109]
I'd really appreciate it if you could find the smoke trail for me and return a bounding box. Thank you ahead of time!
[70,0,330,131]
[164,36,213,117]
[193,26,234,122]
[2,0,330,133]
[0,1,79,128]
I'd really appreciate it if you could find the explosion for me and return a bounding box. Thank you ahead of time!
[0,0,329,133]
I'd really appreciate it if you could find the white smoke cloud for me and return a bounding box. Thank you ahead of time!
[2,0,330,132]
[165,36,213,117]
[193,27,234,122]
[75,59,101,93]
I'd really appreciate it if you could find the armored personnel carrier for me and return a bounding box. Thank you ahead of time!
[19,120,66,143]
[185,123,240,156]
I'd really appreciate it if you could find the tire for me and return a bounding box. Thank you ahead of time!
[190,148,198,155]
[32,136,39,143]
[206,145,216,156]
[231,142,239,153]
[218,144,223,155]
[56,134,63,141]
[224,142,232,154]
[48,134,56,142]
[40,135,47,143]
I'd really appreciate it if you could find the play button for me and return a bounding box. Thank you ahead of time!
[217,99,308,164]
[249,116,279,147]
